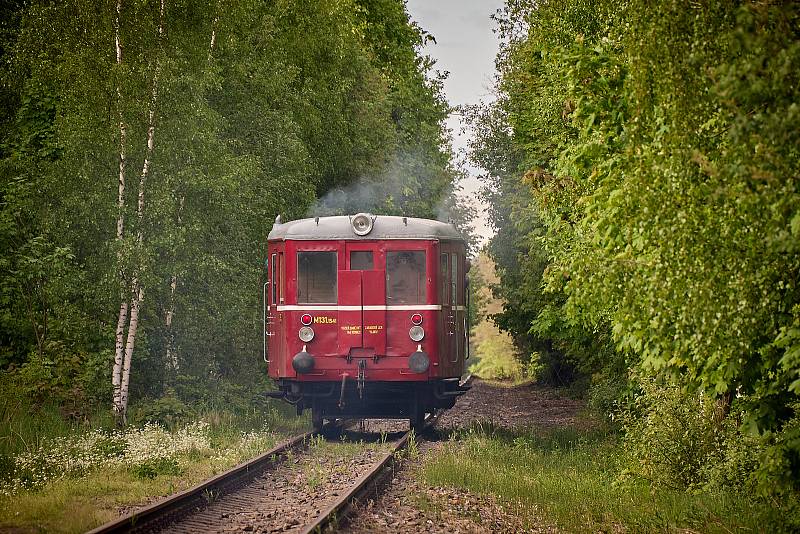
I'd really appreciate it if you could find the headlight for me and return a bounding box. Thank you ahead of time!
[409,325,424,342]
[299,326,315,342]
[292,347,315,374]
[351,213,374,236]
[409,349,430,373]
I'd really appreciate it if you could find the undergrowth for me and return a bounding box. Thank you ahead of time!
[423,421,795,533]
[0,396,308,533]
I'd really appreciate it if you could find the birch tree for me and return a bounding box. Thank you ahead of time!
[112,0,166,423]
[111,0,129,421]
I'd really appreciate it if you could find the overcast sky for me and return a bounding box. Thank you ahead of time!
[405,0,505,246]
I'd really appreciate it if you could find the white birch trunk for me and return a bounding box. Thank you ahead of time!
[117,0,166,423]
[119,282,143,423]
[112,0,128,417]
[164,196,183,371]
[112,301,128,414]
[165,273,178,370]
[208,15,218,63]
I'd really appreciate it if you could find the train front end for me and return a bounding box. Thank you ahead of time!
[264,214,469,429]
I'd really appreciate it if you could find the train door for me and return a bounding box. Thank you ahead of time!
[338,243,386,357]
[266,249,285,374]
[451,251,462,365]
[439,249,453,369]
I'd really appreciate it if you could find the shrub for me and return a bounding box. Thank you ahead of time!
[130,457,182,480]
[587,371,635,426]
[469,335,523,380]
[754,405,800,501]
[130,396,196,428]
[621,377,760,491]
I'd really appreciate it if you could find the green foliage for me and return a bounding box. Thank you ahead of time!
[479,0,800,500]
[466,260,487,332]
[0,0,461,420]
[0,382,79,458]
[469,0,621,387]
[130,396,196,429]
[621,378,800,523]
[468,335,523,381]
[586,372,633,425]
[621,378,754,490]
[756,404,800,502]
[130,457,181,480]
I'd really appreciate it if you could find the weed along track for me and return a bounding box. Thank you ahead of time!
[88,416,439,534]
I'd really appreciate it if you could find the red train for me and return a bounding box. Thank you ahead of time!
[264,214,470,429]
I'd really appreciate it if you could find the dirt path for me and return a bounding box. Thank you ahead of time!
[341,379,584,533]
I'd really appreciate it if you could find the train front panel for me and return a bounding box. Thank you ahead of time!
[267,239,468,381]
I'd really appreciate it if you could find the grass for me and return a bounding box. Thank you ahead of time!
[423,422,791,533]
[1,461,223,532]
[468,333,525,382]
[0,402,309,533]
[0,398,112,459]
[0,428,288,532]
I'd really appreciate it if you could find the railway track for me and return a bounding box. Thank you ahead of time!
[87,414,441,534]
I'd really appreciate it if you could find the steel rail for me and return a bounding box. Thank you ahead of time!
[299,410,442,534]
[86,431,314,534]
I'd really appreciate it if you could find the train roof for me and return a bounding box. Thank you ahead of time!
[268,215,465,242]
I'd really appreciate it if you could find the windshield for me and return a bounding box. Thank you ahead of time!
[386,251,426,304]
[297,251,337,303]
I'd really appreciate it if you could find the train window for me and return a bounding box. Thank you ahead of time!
[279,253,284,303]
[440,253,449,305]
[387,251,426,304]
[297,251,337,303]
[451,253,459,305]
[270,253,277,305]
[350,251,373,271]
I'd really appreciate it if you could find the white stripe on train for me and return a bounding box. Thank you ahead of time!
[274,305,466,312]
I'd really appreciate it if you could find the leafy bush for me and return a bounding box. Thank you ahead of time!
[469,335,523,381]
[754,405,800,502]
[130,457,182,480]
[1,344,111,422]
[622,379,721,489]
[621,376,767,495]
[130,396,196,429]
[587,371,634,426]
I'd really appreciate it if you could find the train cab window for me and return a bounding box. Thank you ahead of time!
[387,251,426,304]
[297,251,337,303]
[350,251,373,271]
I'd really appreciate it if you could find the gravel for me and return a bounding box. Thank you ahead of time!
[437,378,585,430]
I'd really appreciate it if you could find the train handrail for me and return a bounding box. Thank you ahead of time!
[465,276,470,361]
[268,282,269,364]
